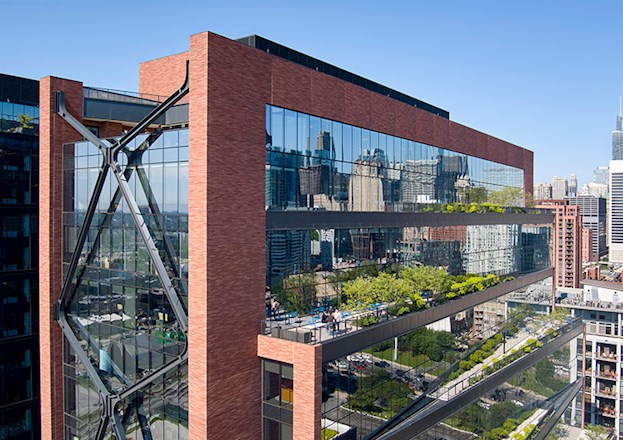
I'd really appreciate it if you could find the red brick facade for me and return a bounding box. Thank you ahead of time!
[139,51,190,101]
[40,76,84,440]
[41,31,536,440]
[257,336,323,440]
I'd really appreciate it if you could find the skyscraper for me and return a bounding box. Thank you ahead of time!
[552,176,568,199]
[535,182,553,200]
[566,195,607,261]
[609,160,623,262]
[594,166,609,185]
[613,107,623,160]
[569,173,578,197]
[536,200,582,289]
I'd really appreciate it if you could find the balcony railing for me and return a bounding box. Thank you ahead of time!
[594,388,617,399]
[593,351,619,362]
[594,370,617,381]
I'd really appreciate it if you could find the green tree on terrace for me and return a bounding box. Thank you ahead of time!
[342,272,421,309]
[487,187,524,207]
[468,186,488,204]
[341,276,373,308]
[278,273,317,315]
[401,265,451,297]
[371,272,411,303]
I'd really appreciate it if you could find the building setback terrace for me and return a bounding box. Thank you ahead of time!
[261,268,553,363]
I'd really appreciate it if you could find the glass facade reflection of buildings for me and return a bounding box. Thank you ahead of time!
[61,129,189,439]
[264,106,550,439]
[266,105,524,211]
[0,73,40,440]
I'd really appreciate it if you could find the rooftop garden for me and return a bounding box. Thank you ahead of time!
[274,263,515,320]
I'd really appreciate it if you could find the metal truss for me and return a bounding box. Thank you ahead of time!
[55,63,189,440]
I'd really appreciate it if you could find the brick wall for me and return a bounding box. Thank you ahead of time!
[139,51,190,100]
[39,76,84,440]
[257,336,323,440]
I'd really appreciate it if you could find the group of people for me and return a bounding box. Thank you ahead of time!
[321,308,343,333]
[265,297,281,319]
[265,297,345,334]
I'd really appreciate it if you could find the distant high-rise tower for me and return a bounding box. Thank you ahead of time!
[569,173,578,197]
[609,160,623,262]
[613,102,623,160]
[566,195,607,261]
[537,200,582,289]
[594,166,609,185]
[535,182,553,200]
[552,176,568,199]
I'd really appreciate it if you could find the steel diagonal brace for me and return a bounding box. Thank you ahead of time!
[68,131,188,307]
[109,150,188,330]
[54,64,190,439]
[55,70,190,332]
[134,161,188,293]
[94,417,109,440]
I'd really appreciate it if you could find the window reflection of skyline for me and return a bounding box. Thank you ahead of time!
[266,105,524,211]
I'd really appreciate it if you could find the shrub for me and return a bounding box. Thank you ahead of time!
[387,304,400,316]
[459,360,472,371]
[482,339,496,352]
[356,315,380,327]
[396,306,410,316]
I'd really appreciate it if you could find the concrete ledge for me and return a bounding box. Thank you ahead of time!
[267,211,553,231]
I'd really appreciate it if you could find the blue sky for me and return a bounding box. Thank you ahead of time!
[1,0,620,187]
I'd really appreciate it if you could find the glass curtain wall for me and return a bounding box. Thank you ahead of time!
[61,129,189,439]
[266,105,524,211]
[0,130,39,439]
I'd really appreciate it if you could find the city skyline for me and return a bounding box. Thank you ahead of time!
[0,0,622,186]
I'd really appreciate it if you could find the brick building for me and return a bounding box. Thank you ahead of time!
[39,32,554,440]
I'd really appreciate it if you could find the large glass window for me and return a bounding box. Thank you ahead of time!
[61,128,189,439]
[0,102,39,135]
[0,130,39,440]
[266,105,525,211]
[263,360,294,440]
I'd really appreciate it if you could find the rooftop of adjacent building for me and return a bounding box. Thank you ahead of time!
[0,73,39,106]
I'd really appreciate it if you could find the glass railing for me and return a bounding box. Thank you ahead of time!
[83,86,166,104]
